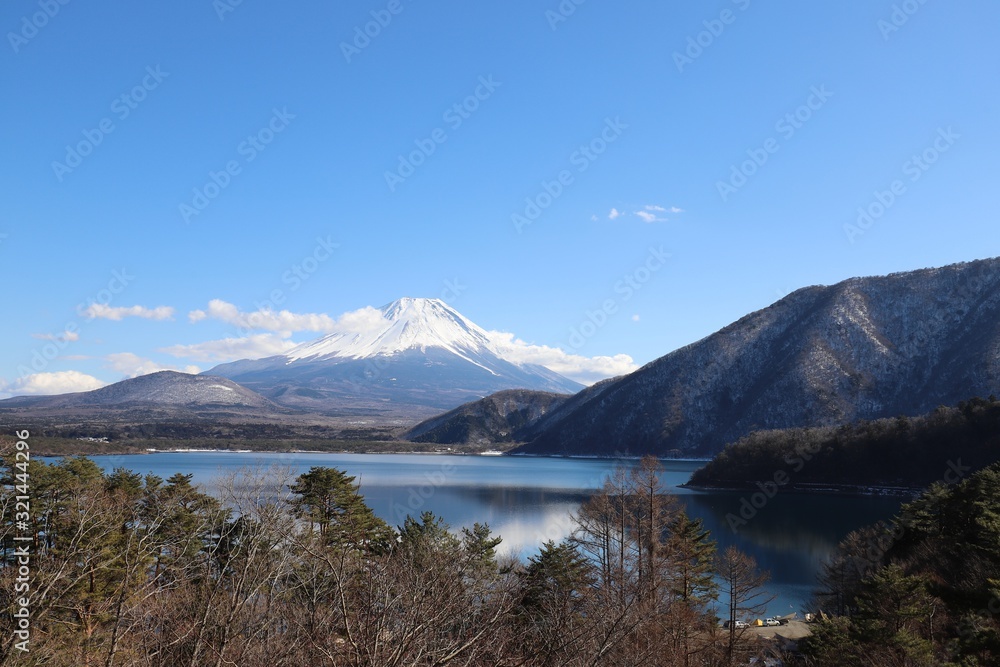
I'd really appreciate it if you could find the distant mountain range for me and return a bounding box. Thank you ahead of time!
[410,258,1000,457]
[8,259,1000,456]
[205,298,582,419]
[0,371,281,417]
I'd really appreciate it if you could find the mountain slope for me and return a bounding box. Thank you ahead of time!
[402,389,571,446]
[0,371,280,412]
[206,298,583,417]
[513,257,1000,457]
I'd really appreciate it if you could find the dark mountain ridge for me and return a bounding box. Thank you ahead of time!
[510,257,1000,457]
[402,389,571,446]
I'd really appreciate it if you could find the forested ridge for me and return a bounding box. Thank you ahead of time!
[688,397,1000,491]
[0,453,784,666]
[800,461,1000,665]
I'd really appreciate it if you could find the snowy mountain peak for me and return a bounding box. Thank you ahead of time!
[284,297,501,362]
[205,298,583,415]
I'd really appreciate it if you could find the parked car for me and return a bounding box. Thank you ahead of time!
[764,618,781,627]
[723,620,750,629]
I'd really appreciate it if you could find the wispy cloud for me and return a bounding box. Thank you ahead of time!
[635,205,670,223]
[605,204,682,223]
[188,299,343,334]
[104,352,200,378]
[31,330,80,342]
[0,370,106,397]
[83,304,175,321]
[188,300,391,337]
[161,333,299,363]
[488,331,638,385]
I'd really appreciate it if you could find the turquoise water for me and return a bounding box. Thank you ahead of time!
[81,451,904,617]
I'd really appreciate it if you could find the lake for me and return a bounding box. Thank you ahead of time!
[82,451,905,617]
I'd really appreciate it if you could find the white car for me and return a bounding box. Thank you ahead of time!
[723,620,750,629]
[764,618,781,627]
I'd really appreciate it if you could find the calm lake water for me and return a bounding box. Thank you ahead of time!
[81,451,904,617]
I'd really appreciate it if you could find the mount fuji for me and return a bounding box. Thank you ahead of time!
[205,298,582,419]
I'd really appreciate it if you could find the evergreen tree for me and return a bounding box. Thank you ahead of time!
[667,511,717,605]
[290,466,394,553]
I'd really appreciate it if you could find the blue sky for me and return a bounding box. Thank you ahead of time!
[2,0,998,395]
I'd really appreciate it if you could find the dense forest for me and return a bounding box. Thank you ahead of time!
[688,397,1000,491]
[799,461,1000,665]
[0,452,787,667]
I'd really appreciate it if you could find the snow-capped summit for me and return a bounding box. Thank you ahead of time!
[285,298,502,365]
[205,298,582,418]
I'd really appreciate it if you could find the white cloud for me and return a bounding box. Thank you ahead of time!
[333,306,387,333]
[631,314,640,322]
[31,330,80,342]
[1,371,106,397]
[160,333,299,363]
[188,300,392,337]
[670,206,684,213]
[83,304,175,321]
[188,299,342,335]
[488,331,638,385]
[104,353,200,378]
[635,205,670,223]
[608,208,622,220]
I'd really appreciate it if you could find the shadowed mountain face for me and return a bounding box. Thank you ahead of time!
[510,258,1000,457]
[205,298,583,417]
[402,389,571,446]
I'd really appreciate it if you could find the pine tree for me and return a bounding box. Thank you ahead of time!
[290,466,394,553]
[667,511,717,605]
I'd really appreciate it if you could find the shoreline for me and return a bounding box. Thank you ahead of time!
[36,444,713,463]
[681,481,923,497]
